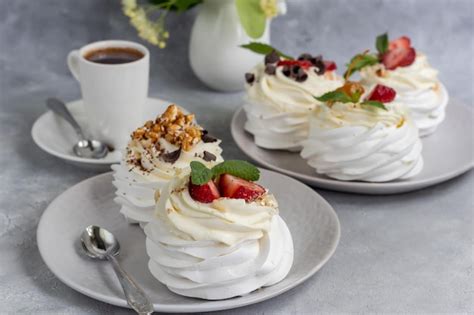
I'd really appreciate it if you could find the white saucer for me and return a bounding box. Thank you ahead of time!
[37,170,340,313]
[31,97,176,171]
[231,100,474,194]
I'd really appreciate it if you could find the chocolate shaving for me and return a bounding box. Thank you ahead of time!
[201,130,218,143]
[202,151,216,162]
[161,149,181,163]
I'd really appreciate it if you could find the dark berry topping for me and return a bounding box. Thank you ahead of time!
[282,66,291,77]
[297,53,312,61]
[245,72,255,84]
[264,50,280,64]
[264,64,276,75]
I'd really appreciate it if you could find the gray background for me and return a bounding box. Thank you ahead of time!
[1,0,473,313]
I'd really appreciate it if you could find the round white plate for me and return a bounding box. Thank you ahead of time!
[231,100,474,194]
[31,97,176,171]
[37,170,340,313]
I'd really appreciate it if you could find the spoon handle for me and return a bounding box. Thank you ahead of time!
[46,98,85,139]
[107,254,154,315]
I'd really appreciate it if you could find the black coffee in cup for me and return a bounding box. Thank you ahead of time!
[84,47,144,65]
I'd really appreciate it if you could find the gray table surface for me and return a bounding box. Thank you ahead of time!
[1,0,473,313]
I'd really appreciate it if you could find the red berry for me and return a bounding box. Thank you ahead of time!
[219,174,265,202]
[189,180,220,203]
[323,60,337,71]
[277,60,312,69]
[367,84,396,103]
[382,47,416,70]
[389,36,411,50]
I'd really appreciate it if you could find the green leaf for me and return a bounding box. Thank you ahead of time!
[315,91,352,104]
[190,161,213,185]
[376,33,389,55]
[360,100,388,110]
[343,53,379,79]
[211,160,260,181]
[240,42,293,60]
[235,0,266,39]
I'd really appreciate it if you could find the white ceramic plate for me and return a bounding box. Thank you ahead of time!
[37,170,340,313]
[231,100,474,194]
[31,98,177,171]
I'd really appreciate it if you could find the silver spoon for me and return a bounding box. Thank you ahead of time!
[80,225,154,315]
[46,98,109,159]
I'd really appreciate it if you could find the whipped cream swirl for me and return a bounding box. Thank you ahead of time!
[112,137,223,224]
[360,53,448,136]
[244,63,343,151]
[144,175,294,300]
[300,102,423,182]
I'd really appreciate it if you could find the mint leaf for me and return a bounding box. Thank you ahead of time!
[211,160,260,181]
[361,100,388,110]
[343,53,379,79]
[240,42,293,60]
[376,33,389,55]
[235,0,266,39]
[190,161,213,185]
[315,91,352,104]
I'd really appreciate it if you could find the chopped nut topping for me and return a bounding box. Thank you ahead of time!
[131,104,202,151]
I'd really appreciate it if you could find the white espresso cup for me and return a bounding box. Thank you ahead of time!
[68,40,149,150]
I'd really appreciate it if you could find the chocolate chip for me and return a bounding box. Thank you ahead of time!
[298,53,312,61]
[202,151,216,162]
[245,73,255,84]
[265,64,276,75]
[161,149,181,163]
[264,50,280,64]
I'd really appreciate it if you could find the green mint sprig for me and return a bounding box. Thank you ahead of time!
[343,52,379,79]
[315,91,352,104]
[315,87,388,111]
[240,42,294,60]
[190,160,260,185]
[376,33,389,55]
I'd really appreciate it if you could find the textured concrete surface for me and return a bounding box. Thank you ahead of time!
[0,0,473,313]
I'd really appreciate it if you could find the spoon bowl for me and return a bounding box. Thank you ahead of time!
[81,225,120,260]
[74,140,109,159]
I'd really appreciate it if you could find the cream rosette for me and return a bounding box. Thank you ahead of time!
[144,174,294,300]
[360,53,448,136]
[244,62,343,151]
[300,102,423,182]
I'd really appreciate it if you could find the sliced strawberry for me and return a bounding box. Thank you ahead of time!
[219,174,265,202]
[277,60,312,69]
[382,47,416,70]
[323,60,337,71]
[389,36,411,50]
[189,179,220,203]
[367,84,396,103]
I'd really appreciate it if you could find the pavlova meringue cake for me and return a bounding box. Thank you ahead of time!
[242,46,343,151]
[301,82,423,182]
[112,104,223,225]
[351,33,448,137]
[144,160,294,300]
